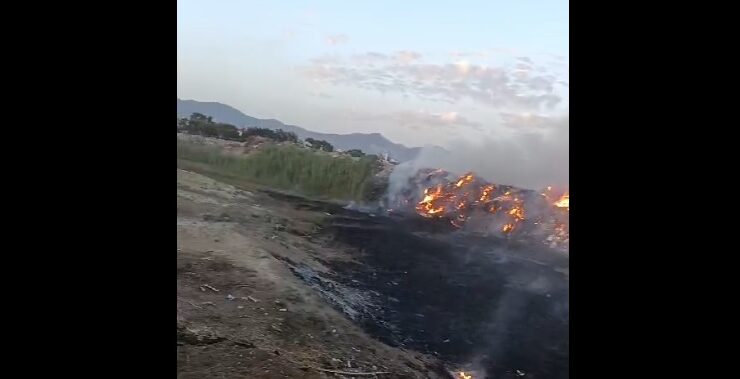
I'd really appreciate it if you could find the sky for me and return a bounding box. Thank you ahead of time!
[177,0,569,187]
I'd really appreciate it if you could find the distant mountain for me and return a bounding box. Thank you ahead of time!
[177,99,433,162]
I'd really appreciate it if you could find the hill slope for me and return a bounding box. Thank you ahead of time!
[177,99,428,161]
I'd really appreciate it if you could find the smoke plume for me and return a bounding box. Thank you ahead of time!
[400,116,568,191]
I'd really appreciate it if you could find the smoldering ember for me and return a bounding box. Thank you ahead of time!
[381,168,569,251]
[177,134,569,379]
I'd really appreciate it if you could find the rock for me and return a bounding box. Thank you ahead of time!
[226,294,235,301]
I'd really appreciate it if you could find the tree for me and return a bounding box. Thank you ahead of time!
[305,138,334,152]
[177,117,188,131]
[201,123,218,137]
[189,112,209,122]
[243,127,299,143]
[214,123,240,140]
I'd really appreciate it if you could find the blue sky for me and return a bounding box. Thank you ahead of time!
[177,0,568,160]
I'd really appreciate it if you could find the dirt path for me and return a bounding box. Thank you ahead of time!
[177,169,451,379]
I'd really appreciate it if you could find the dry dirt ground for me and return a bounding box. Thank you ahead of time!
[177,169,451,379]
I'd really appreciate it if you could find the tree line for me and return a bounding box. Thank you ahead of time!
[177,112,382,160]
[178,112,301,144]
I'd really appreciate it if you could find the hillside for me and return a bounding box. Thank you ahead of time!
[177,99,430,161]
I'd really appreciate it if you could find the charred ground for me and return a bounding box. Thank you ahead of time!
[268,192,569,379]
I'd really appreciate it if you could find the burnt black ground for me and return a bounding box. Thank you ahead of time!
[267,191,569,379]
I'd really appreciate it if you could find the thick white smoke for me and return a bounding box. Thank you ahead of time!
[396,116,569,191]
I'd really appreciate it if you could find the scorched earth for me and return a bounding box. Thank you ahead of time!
[177,168,568,379]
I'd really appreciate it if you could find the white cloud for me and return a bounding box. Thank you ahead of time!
[325,34,349,46]
[351,110,482,129]
[302,51,568,111]
[393,50,422,64]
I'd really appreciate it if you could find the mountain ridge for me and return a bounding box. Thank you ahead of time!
[177,99,438,161]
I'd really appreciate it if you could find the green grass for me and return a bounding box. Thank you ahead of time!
[177,139,377,201]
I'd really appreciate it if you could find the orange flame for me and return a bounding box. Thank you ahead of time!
[412,172,568,246]
[554,193,569,210]
[455,173,475,188]
[459,372,473,379]
[479,185,495,202]
[415,172,530,233]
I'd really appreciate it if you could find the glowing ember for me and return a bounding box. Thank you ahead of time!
[458,372,473,379]
[402,170,568,249]
[455,174,475,188]
[479,185,495,202]
[414,172,533,233]
[553,193,569,210]
[508,202,525,220]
